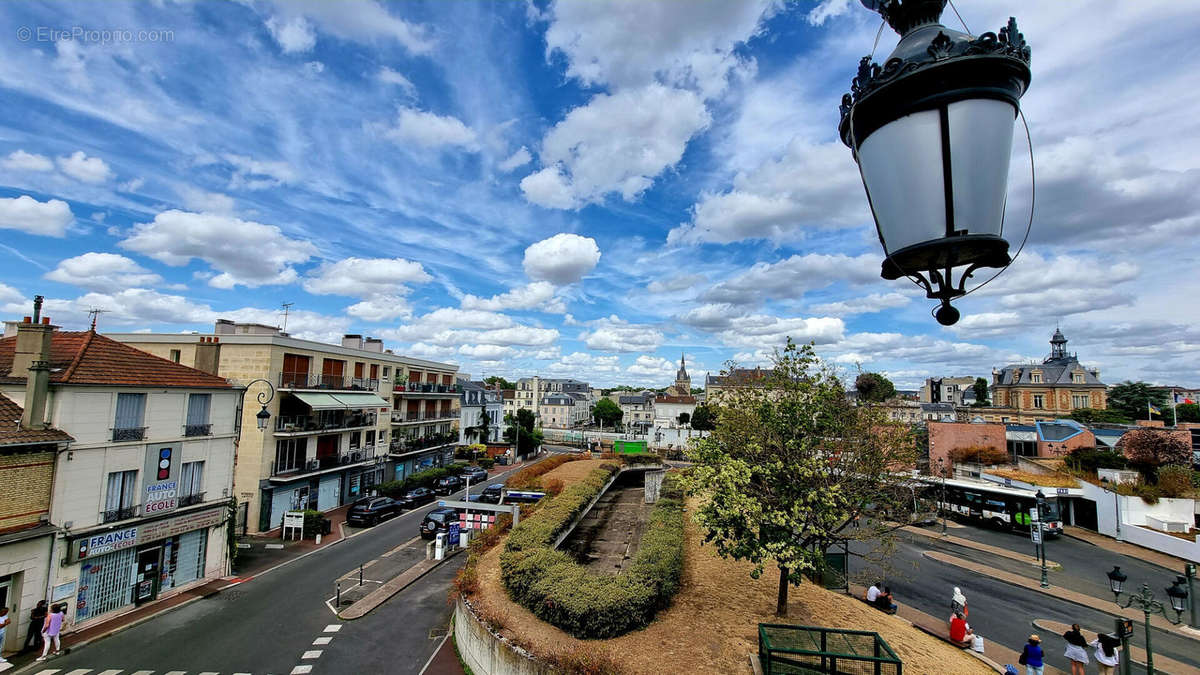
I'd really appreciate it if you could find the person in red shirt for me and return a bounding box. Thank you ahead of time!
[949,610,974,644]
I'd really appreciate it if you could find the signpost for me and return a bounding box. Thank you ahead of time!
[283,510,304,541]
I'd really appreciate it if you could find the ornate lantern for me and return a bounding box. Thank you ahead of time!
[839,0,1031,325]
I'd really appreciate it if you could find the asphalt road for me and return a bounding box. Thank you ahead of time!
[850,522,1199,674]
[36,461,530,675]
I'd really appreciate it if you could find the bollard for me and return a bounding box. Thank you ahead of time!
[359,563,363,586]
[316,533,322,545]
[336,580,341,607]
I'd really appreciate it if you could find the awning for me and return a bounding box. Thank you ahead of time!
[330,393,391,409]
[292,392,348,410]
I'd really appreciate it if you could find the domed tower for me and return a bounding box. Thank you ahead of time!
[1048,327,1069,361]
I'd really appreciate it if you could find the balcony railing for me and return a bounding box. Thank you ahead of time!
[183,423,212,437]
[278,373,380,391]
[392,383,461,394]
[178,492,206,507]
[275,412,377,433]
[111,427,147,442]
[389,433,456,454]
[390,411,456,424]
[102,504,140,523]
[270,451,373,477]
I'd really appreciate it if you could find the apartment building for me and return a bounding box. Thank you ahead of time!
[919,376,976,405]
[652,394,697,429]
[459,381,502,444]
[511,377,590,424]
[0,308,238,631]
[110,321,458,533]
[619,393,655,431]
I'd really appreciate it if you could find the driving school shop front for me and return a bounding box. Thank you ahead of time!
[58,506,228,628]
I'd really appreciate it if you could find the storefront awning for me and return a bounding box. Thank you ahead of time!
[292,392,348,410]
[330,393,391,409]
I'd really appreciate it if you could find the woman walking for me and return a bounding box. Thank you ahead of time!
[35,603,64,661]
[1019,634,1044,675]
[1090,632,1120,675]
[1062,623,1089,675]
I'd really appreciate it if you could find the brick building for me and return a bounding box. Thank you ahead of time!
[988,329,1107,424]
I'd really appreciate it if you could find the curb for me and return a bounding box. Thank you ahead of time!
[1030,618,1195,674]
[338,545,464,620]
[902,525,1063,570]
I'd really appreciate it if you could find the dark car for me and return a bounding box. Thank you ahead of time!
[396,487,436,509]
[433,475,463,496]
[478,483,505,504]
[460,466,488,484]
[346,497,399,526]
[421,507,459,540]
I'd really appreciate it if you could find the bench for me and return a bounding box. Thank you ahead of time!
[855,594,898,615]
[909,615,973,648]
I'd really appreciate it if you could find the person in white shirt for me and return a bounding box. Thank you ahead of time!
[1090,634,1120,675]
[866,582,881,603]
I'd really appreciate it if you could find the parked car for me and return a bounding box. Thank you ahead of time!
[460,466,488,483]
[421,507,460,540]
[346,497,399,526]
[478,483,505,504]
[396,486,436,509]
[433,475,463,495]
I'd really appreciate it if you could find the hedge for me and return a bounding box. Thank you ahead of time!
[376,463,468,499]
[501,469,684,639]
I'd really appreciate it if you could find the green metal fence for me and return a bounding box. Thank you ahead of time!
[758,623,902,675]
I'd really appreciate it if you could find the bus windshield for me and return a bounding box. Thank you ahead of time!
[1040,498,1061,523]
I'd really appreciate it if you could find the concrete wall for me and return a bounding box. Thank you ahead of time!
[0,534,52,653]
[1079,480,1198,562]
[1122,525,1200,563]
[455,598,551,675]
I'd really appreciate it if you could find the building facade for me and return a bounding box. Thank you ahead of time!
[1,314,238,632]
[110,321,458,533]
[619,393,655,430]
[511,377,590,424]
[990,329,1107,424]
[458,381,502,445]
[919,376,976,405]
[652,394,696,429]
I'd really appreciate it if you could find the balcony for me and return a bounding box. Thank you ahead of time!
[388,433,456,456]
[183,423,212,437]
[274,412,377,435]
[178,492,206,507]
[111,427,147,442]
[278,373,380,392]
[269,451,374,478]
[102,504,140,523]
[390,411,457,425]
[392,382,461,396]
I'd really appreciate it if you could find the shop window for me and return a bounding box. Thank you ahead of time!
[104,470,139,522]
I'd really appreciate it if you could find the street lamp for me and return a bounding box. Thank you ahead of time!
[1105,565,1184,675]
[935,457,947,536]
[1035,489,1048,588]
[839,0,1032,325]
[241,378,276,431]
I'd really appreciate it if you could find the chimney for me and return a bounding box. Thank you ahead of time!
[13,296,55,430]
[364,337,383,353]
[214,319,235,335]
[341,334,364,350]
[194,336,222,375]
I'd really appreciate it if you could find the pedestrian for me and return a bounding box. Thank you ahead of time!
[1062,623,1089,674]
[949,610,973,645]
[0,606,10,664]
[1090,633,1119,675]
[875,585,898,613]
[1019,634,1044,675]
[23,600,46,653]
[36,603,64,661]
[866,581,881,603]
[951,586,968,617]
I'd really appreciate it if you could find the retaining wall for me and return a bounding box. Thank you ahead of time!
[456,598,551,675]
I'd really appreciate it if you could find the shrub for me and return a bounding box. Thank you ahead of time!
[301,509,324,537]
[377,463,468,498]
[948,445,1009,465]
[1157,465,1195,498]
[478,457,495,470]
[1065,447,1127,473]
[543,478,564,496]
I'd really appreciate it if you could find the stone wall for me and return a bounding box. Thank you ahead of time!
[455,598,551,675]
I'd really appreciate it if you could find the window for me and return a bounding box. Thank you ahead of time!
[180,461,204,505]
[350,431,361,450]
[104,470,139,522]
[113,393,147,441]
[370,364,379,380]
[1072,394,1090,409]
[1030,372,1042,383]
[366,430,376,446]
[169,349,181,363]
[322,359,345,387]
[355,362,365,379]
[185,393,212,436]
[382,366,391,379]
[275,438,306,474]
[1032,394,1044,409]
[282,353,311,388]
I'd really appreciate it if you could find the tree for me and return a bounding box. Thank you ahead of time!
[677,412,690,425]
[1175,403,1199,424]
[684,340,917,617]
[505,409,543,457]
[484,376,514,390]
[1061,408,1131,425]
[468,407,492,444]
[1108,381,1169,420]
[689,404,715,431]
[854,372,896,403]
[591,398,623,428]
[972,377,990,406]
[1117,428,1191,481]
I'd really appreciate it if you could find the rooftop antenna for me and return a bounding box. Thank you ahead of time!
[87,308,108,331]
[280,302,294,333]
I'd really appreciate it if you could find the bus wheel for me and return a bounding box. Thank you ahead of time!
[989,517,1005,530]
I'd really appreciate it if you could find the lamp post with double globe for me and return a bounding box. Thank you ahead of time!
[1106,565,1188,675]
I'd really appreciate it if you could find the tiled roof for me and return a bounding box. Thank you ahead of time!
[0,330,232,389]
[0,394,73,446]
[655,394,696,404]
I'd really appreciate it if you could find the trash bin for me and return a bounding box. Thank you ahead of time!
[320,517,332,535]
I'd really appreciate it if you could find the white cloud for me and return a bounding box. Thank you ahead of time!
[580,315,665,352]
[810,292,910,316]
[459,344,516,360]
[220,153,296,190]
[45,253,164,292]
[715,314,845,348]
[178,186,236,214]
[521,85,710,209]
[377,67,416,95]
[546,351,622,377]
[678,303,741,332]
[2,150,53,172]
[346,295,412,322]
[304,61,325,75]
[266,15,317,53]
[498,146,532,172]
[119,177,145,193]
[303,257,432,297]
[266,0,433,55]
[0,283,24,304]
[647,273,706,294]
[382,308,560,349]
[0,195,74,237]
[461,281,565,313]
[383,108,478,150]
[57,151,112,184]
[703,253,881,305]
[806,0,853,25]
[119,210,317,288]
[627,354,676,378]
[522,233,601,285]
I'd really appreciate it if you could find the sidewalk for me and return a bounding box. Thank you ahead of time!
[1062,526,1193,572]
[903,524,1062,570]
[1032,618,1194,675]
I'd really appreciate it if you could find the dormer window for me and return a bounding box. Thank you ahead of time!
[1072,372,1084,384]
[1030,372,1042,384]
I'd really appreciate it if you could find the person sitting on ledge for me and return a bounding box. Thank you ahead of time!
[874,585,898,614]
[949,610,974,647]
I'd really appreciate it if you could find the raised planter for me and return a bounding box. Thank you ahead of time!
[456,597,551,675]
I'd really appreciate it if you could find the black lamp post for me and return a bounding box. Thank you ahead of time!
[241,378,276,432]
[1035,489,1048,588]
[1106,565,1185,675]
[839,0,1032,325]
[935,456,947,536]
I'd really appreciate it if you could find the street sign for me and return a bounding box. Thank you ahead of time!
[1030,507,1039,522]
[1030,528,1042,544]
[1056,487,1069,495]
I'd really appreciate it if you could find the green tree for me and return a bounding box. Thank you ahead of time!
[1117,428,1191,481]
[1061,408,1131,425]
[1175,402,1199,424]
[468,407,492,444]
[1108,381,1169,420]
[591,398,623,428]
[689,404,715,431]
[484,376,514,390]
[505,409,543,456]
[972,377,990,406]
[677,412,691,425]
[854,372,896,402]
[684,340,917,617]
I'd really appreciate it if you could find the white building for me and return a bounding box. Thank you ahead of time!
[619,393,655,431]
[511,377,590,424]
[652,394,697,429]
[0,313,238,632]
[459,381,502,444]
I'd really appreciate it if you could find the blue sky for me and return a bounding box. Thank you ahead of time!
[2,1,1199,389]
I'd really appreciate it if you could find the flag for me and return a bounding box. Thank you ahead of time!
[1148,402,1162,415]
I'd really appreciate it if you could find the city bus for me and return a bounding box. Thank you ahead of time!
[914,476,1063,537]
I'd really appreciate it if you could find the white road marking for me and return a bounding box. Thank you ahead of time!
[313,636,333,645]
[265,543,284,550]
[324,623,342,632]
[199,672,220,675]
[31,670,62,675]
[165,671,187,675]
[98,670,124,675]
[65,670,92,675]
[291,666,314,674]
[131,671,154,675]
[302,650,323,659]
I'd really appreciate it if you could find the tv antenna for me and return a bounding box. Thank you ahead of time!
[281,302,294,332]
[87,308,109,331]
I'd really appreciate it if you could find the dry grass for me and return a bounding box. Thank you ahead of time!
[542,457,608,485]
[986,468,1079,488]
[469,461,989,674]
